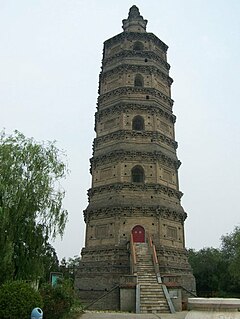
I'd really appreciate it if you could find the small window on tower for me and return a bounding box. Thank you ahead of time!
[134,74,144,87]
[131,165,145,183]
[133,41,144,51]
[132,115,144,131]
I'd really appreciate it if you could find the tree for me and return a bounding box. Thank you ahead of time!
[188,247,227,296]
[60,255,81,280]
[221,226,240,293]
[0,130,68,284]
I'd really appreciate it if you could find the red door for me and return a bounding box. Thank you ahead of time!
[132,225,145,243]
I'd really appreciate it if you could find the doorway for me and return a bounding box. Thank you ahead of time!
[132,225,145,243]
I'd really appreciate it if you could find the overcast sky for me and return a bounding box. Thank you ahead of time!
[1,0,240,260]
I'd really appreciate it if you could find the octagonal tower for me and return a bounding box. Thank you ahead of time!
[75,6,196,312]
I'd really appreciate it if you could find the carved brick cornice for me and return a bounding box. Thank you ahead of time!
[104,31,168,53]
[103,50,170,71]
[157,246,191,271]
[87,182,183,200]
[98,87,173,108]
[93,130,178,151]
[81,245,127,255]
[96,102,176,123]
[91,149,181,171]
[77,263,129,274]
[157,245,188,255]
[84,205,187,223]
[100,64,173,86]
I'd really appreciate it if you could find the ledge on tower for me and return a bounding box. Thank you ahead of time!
[122,5,148,33]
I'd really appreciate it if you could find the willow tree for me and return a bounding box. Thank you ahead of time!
[0,130,68,284]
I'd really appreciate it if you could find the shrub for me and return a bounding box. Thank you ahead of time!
[40,280,74,319]
[0,280,43,319]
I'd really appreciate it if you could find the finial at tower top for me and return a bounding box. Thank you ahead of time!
[122,5,148,33]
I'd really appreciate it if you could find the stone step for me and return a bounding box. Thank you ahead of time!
[141,307,169,312]
[140,286,164,291]
[141,303,169,308]
[135,243,171,314]
[138,275,157,283]
[138,278,157,282]
[141,296,165,301]
[140,289,164,294]
[140,288,164,293]
[141,294,166,300]
[138,272,156,275]
[141,302,169,308]
[137,258,152,262]
[139,283,159,287]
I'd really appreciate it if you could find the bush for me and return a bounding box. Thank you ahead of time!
[40,280,74,319]
[0,280,43,319]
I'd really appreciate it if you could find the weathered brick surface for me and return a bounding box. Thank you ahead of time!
[75,6,195,310]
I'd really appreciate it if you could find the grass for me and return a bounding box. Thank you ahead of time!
[63,302,84,319]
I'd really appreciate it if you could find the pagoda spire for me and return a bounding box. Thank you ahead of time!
[122,5,148,32]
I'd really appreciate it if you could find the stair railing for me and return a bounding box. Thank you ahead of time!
[148,234,162,284]
[180,285,197,297]
[147,233,176,314]
[82,284,119,311]
[130,233,137,275]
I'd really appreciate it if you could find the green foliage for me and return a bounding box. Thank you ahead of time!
[40,280,75,319]
[60,256,81,280]
[221,226,240,293]
[0,280,43,319]
[0,130,68,284]
[188,226,240,297]
[188,247,227,296]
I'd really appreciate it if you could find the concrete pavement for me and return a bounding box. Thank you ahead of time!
[79,311,188,319]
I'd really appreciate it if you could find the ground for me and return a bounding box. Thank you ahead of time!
[78,311,188,319]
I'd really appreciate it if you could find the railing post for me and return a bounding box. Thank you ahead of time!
[130,233,137,275]
[136,284,141,314]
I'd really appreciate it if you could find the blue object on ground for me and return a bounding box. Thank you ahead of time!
[31,307,43,319]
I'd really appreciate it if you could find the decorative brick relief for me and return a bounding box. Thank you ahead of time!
[95,224,109,239]
[103,50,170,71]
[162,169,172,182]
[104,31,168,54]
[98,87,173,109]
[154,77,169,94]
[93,131,178,154]
[96,102,176,124]
[104,118,117,129]
[167,226,177,239]
[155,46,166,59]
[100,167,112,180]
[101,64,172,87]
[109,44,122,56]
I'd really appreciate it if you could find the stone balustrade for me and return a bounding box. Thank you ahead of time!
[186,298,240,319]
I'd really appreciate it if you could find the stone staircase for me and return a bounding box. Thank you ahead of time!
[135,243,171,314]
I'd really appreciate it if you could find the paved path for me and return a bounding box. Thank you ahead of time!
[79,311,188,319]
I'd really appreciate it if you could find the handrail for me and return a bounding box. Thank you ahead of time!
[148,233,161,283]
[130,233,137,274]
[180,285,197,297]
[83,285,119,310]
[147,233,175,314]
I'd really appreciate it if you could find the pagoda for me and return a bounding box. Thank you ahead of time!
[75,6,196,313]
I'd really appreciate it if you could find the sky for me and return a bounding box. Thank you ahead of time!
[1,0,240,260]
